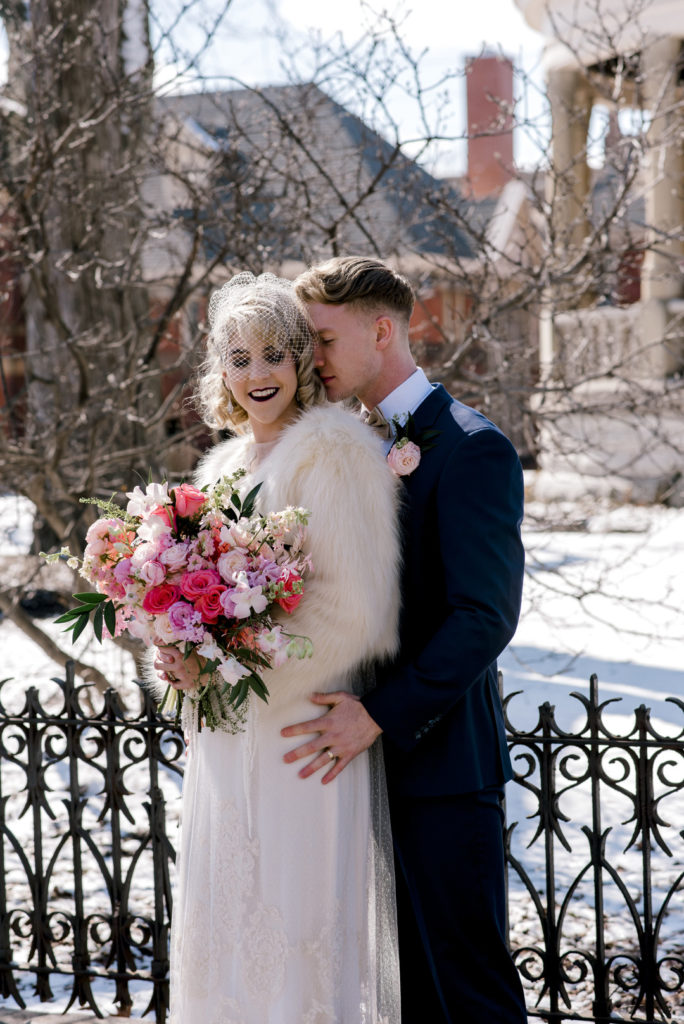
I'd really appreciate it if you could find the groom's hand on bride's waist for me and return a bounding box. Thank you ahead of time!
[281,692,382,784]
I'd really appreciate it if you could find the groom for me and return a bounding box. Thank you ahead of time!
[282,256,528,1023]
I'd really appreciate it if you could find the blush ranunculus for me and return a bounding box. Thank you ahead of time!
[193,587,227,624]
[173,483,207,518]
[277,572,303,614]
[141,583,181,615]
[180,569,223,600]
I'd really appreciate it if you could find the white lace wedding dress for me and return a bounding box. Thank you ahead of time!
[167,406,402,1024]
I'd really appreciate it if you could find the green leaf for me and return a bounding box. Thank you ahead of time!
[92,603,104,643]
[232,679,250,708]
[72,592,107,604]
[55,603,96,624]
[249,676,270,702]
[241,482,263,518]
[103,600,116,637]
[70,613,90,643]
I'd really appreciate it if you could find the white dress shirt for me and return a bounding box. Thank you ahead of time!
[363,368,434,452]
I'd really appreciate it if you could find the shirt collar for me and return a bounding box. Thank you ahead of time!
[376,368,433,433]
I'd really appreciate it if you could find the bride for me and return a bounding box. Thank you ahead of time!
[153,272,402,1023]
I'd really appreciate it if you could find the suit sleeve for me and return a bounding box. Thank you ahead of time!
[362,427,524,751]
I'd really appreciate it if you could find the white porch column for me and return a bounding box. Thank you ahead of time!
[640,35,684,377]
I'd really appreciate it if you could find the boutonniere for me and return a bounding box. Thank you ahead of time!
[386,413,440,477]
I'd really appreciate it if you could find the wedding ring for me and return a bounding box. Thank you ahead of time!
[167,673,177,683]
[325,748,335,761]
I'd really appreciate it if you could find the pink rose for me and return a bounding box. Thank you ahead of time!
[139,559,166,586]
[194,587,227,624]
[179,569,222,600]
[160,542,189,572]
[217,549,249,582]
[387,439,421,477]
[142,583,181,615]
[173,483,207,519]
[149,504,176,531]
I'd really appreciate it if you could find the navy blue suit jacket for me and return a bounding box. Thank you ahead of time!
[362,384,525,797]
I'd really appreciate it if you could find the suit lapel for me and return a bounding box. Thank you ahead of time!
[410,384,451,434]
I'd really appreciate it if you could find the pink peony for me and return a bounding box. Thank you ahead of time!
[173,483,207,518]
[387,439,421,477]
[180,569,223,601]
[194,587,227,624]
[142,583,181,615]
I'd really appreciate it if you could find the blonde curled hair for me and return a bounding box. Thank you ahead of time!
[196,273,326,433]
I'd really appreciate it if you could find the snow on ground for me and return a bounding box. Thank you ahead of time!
[1,492,683,1018]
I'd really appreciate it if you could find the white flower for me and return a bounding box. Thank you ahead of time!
[256,625,287,654]
[126,482,170,517]
[130,541,158,569]
[221,571,268,619]
[137,516,173,542]
[153,613,176,644]
[197,637,222,661]
[216,656,250,686]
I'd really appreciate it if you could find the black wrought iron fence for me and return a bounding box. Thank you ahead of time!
[504,674,684,1024]
[0,662,682,1022]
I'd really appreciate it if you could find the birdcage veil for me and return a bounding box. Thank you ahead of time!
[208,272,316,380]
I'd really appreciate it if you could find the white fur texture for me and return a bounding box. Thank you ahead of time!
[175,404,401,703]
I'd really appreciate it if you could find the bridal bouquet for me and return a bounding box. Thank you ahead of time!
[45,471,313,732]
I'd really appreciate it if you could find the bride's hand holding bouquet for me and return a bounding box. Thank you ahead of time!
[45,471,313,733]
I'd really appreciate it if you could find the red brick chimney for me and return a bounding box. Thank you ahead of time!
[465,54,514,199]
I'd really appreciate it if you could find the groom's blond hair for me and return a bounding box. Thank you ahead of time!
[295,256,415,324]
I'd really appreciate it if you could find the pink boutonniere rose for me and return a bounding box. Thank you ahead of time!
[387,438,421,476]
[386,412,441,478]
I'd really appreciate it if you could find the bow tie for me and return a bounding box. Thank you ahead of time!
[362,406,392,440]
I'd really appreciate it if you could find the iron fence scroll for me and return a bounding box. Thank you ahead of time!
[0,663,682,1022]
[0,661,183,1018]
[504,674,684,1023]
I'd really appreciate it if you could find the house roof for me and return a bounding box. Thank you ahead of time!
[157,83,474,263]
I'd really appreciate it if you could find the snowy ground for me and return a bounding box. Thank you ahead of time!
[1,488,683,1019]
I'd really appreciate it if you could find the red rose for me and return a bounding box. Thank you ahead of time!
[180,569,222,600]
[193,587,227,624]
[142,583,181,615]
[277,572,303,615]
[174,483,207,518]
